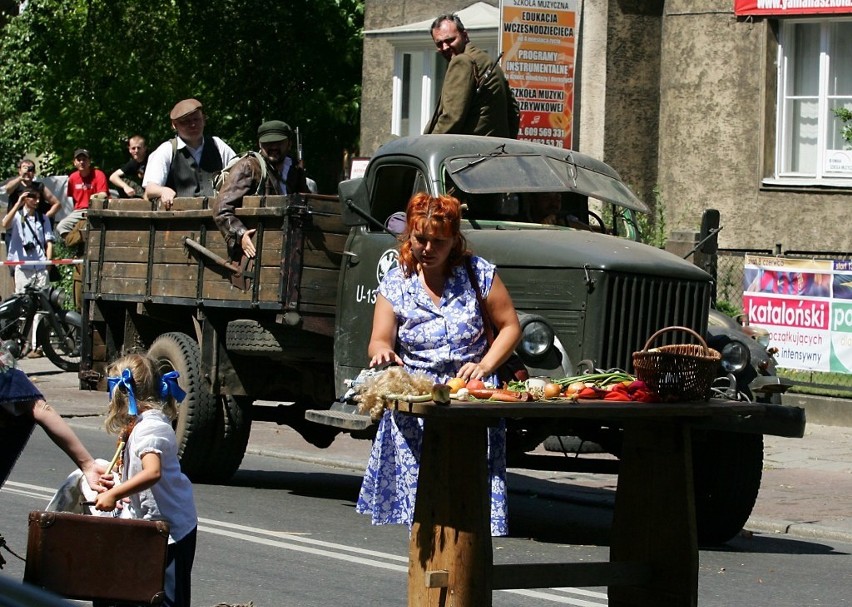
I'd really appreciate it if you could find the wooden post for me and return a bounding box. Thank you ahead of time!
[609,419,698,607]
[408,418,492,606]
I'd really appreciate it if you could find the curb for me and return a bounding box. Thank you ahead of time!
[744,516,852,544]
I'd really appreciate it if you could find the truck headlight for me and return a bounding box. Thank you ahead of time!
[518,317,554,358]
[720,340,751,374]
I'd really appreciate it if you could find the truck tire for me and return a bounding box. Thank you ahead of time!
[149,332,217,479]
[226,320,287,355]
[208,395,252,483]
[148,332,251,483]
[691,430,764,545]
[225,319,333,361]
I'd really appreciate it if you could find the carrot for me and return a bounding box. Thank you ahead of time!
[468,388,531,402]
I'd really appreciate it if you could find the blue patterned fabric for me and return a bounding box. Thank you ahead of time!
[355,255,509,536]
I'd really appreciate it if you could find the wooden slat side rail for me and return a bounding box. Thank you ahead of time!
[490,562,653,590]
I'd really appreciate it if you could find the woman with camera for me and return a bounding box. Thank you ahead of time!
[2,186,54,293]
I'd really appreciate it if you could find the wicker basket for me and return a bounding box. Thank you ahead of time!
[632,326,721,402]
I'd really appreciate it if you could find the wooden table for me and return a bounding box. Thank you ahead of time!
[390,398,765,607]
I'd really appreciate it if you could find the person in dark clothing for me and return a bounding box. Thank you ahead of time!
[143,99,236,209]
[109,135,148,198]
[213,120,308,258]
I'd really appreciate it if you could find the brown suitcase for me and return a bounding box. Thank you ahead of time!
[24,510,170,605]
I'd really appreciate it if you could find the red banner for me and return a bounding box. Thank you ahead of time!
[735,0,852,16]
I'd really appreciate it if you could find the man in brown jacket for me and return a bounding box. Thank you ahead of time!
[212,120,307,258]
[425,14,520,138]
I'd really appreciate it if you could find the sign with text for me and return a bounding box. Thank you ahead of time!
[743,255,852,373]
[734,0,852,16]
[500,0,578,150]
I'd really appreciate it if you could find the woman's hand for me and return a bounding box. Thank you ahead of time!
[367,295,402,368]
[369,348,403,368]
[456,361,491,381]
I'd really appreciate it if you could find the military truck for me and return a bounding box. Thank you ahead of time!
[80,134,803,544]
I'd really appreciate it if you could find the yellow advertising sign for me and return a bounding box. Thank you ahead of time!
[500,0,578,149]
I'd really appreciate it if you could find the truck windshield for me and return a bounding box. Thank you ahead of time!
[445,153,649,213]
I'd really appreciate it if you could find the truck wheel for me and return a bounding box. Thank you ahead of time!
[692,430,764,545]
[206,395,252,482]
[149,332,217,479]
[226,319,287,354]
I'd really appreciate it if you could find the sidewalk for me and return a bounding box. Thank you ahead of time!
[20,357,852,545]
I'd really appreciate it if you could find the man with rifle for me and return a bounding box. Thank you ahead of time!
[425,13,520,138]
[212,120,307,258]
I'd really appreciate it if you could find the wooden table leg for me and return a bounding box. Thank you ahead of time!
[408,418,492,607]
[609,419,698,607]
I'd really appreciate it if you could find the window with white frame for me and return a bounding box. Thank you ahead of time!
[774,19,852,185]
[393,49,447,137]
[392,42,497,137]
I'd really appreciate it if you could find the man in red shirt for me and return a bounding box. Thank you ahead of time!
[57,148,107,238]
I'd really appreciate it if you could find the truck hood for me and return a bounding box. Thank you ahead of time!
[465,228,710,281]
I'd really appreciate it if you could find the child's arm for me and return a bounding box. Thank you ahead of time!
[94,451,162,512]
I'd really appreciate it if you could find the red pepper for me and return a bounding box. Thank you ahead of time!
[578,386,603,400]
[604,391,631,401]
[631,389,658,403]
[628,380,648,393]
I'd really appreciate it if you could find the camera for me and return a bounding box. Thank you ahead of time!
[23,242,36,253]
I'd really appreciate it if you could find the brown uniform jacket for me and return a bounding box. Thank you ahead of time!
[425,44,520,138]
[212,154,307,254]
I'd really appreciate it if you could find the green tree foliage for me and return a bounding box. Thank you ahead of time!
[0,0,363,192]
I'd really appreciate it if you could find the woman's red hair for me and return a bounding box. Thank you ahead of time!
[398,193,468,276]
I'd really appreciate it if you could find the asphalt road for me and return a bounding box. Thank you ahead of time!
[2,361,851,606]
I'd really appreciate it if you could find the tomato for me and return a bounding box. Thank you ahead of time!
[447,377,466,393]
[466,378,486,391]
[543,383,562,398]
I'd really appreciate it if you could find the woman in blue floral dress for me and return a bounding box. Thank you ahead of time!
[355,193,522,536]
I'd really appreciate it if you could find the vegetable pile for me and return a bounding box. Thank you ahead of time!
[456,371,659,403]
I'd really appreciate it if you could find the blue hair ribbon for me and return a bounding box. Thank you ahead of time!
[107,368,138,416]
[160,371,187,403]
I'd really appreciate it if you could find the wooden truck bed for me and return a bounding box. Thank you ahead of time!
[84,193,347,328]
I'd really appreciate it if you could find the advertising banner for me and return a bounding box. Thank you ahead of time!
[743,255,852,373]
[734,0,852,16]
[499,0,578,149]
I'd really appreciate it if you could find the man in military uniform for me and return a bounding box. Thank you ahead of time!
[425,14,520,138]
[212,120,307,258]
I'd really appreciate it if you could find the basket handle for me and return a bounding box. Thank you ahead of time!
[641,325,710,355]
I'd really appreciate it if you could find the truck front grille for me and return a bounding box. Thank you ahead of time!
[601,274,711,371]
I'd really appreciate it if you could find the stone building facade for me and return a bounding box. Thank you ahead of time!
[358,0,852,254]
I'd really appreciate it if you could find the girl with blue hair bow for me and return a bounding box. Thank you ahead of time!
[94,353,196,607]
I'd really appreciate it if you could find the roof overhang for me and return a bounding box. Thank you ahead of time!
[364,2,498,37]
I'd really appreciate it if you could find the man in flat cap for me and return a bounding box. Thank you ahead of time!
[213,119,308,258]
[57,148,108,238]
[143,98,236,209]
